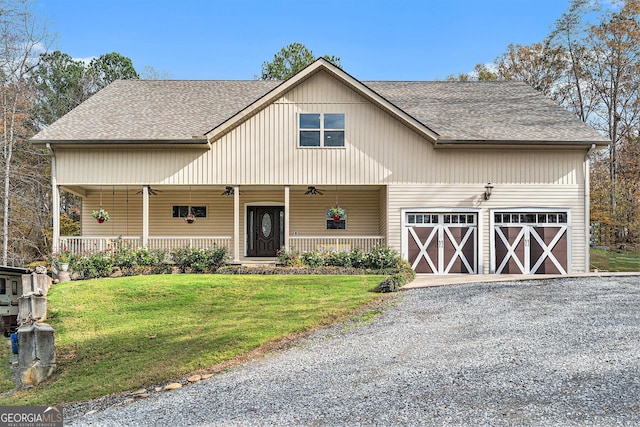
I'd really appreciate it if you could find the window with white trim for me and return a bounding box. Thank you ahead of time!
[299,113,345,147]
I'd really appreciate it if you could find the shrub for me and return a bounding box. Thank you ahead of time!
[302,251,325,268]
[348,247,367,268]
[171,245,230,273]
[113,247,170,276]
[364,245,401,270]
[373,261,416,293]
[324,251,352,267]
[276,247,305,267]
[70,251,115,279]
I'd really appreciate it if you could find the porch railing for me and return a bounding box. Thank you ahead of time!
[59,236,232,254]
[288,236,385,253]
[147,236,233,252]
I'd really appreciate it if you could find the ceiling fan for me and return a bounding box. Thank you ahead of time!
[304,186,324,196]
[221,186,235,196]
[136,186,163,196]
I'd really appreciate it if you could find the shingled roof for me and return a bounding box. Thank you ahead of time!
[31,64,609,146]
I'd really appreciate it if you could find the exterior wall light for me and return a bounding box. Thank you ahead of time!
[484,182,494,200]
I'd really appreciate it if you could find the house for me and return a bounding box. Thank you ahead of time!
[31,59,609,274]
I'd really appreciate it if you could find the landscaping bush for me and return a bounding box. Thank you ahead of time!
[325,250,352,267]
[372,260,415,293]
[302,250,325,268]
[70,251,115,280]
[113,247,171,276]
[348,247,367,268]
[364,244,401,270]
[171,245,230,273]
[276,247,304,267]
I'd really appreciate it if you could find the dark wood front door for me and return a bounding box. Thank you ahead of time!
[246,206,284,257]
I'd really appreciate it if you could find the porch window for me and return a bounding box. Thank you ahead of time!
[172,205,207,218]
[326,209,346,230]
[299,113,345,147]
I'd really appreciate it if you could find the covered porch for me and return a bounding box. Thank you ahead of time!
[54,185,387,262]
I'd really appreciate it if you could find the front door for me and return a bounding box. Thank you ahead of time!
[246,206,284,257]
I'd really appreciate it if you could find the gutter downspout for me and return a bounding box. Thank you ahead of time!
[47,143,60,253]
[584,144,597,272]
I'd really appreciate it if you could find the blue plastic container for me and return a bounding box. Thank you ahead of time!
[10,333,18,354]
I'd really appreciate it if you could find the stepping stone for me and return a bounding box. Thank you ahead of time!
[188,375,202,383]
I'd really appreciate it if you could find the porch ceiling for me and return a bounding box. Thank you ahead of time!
[62,184,385,196]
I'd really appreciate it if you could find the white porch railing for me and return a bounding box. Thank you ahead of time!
[59,236,232,254]
[147,236,233,251]
[289,236,385,253]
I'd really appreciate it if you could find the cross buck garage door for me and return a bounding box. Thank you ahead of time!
[406,213,477,274]
[493,211,568,274]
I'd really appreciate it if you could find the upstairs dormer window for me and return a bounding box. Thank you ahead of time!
[299,113,345,147]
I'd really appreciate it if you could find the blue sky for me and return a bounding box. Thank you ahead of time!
[36,0,571,81]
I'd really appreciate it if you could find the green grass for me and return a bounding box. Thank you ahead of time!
[0,274,384,406]
[590,247,640,272]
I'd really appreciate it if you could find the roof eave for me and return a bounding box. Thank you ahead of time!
[434,138,611,149]
[31,137,210,148]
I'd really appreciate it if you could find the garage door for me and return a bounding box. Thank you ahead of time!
[406,213,477,274]
[493,211,568,274]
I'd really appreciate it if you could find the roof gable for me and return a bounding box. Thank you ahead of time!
[204,58,440,144]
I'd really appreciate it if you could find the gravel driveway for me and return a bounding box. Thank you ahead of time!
[67,276,640,426]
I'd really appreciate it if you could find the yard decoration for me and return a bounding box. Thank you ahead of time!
[92,209,110,223]
[328,206,346,222]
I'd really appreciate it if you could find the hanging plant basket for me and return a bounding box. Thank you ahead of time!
[328,206,346,222]
[92,209,110,223]
[185,213,196,224]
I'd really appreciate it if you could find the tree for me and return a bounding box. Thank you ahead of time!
[0,0,53,265]
[260,42,341,80]
[30,50,86,128]
[140,65,172,80]
[86,52,139,92]
[445,64,498,81]
[495,42,566,96]
[483,0,640,246]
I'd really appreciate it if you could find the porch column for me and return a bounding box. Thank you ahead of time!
[142,185,149,247]
[233,185,240,263]
[49,145,60,253]
[284,185,290,251]
[52,185,60,253]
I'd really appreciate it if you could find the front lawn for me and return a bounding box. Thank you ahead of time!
[590,247,640,272]
[0,274,384,406]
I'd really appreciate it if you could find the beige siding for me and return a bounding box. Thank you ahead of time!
[387,184,587,273]
[61,69,590,270]
[54,71,585,187]
[82,189,233,237]
[288,189,381,236]
[81,187,384,255]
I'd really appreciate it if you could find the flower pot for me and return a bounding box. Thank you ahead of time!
[186,219,195,224]
[59,263,69,272]
[97,218,105,223]
[333,215,341,222]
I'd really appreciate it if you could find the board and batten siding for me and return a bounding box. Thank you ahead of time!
[388,184,587,273]
[54,71,585,188]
